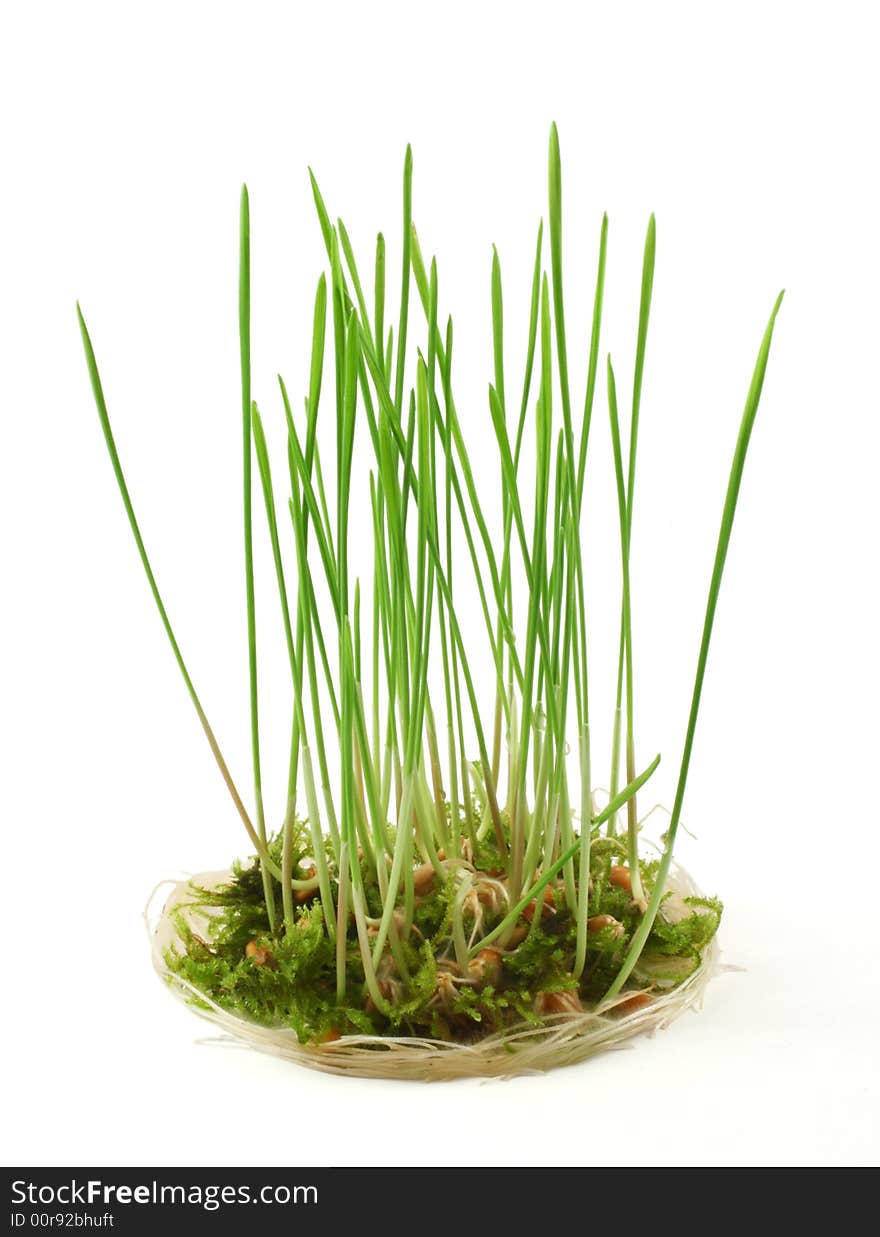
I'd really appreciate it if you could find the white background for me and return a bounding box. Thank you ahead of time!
[2,1,878,1168]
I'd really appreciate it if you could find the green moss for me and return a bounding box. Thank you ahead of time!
[164,826,721,1045]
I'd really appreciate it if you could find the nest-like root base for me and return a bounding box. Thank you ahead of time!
[150,852,722,1081]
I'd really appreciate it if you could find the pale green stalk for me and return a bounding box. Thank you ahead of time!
[606,358,645,905]
[473,752,661,955]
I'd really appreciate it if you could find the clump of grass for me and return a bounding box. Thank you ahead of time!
[79,124,781,1052]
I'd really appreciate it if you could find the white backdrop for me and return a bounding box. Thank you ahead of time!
[1,0,878,1168]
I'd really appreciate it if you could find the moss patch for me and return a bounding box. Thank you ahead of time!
[164,826,721,1045]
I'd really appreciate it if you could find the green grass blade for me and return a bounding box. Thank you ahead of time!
[626,214,656,528]
[576,213,608,502]
[604,291,785,1001]
[76,303,279,875]
[374,232,386,373]
[239,186,277,929]
[393,145,413,416]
